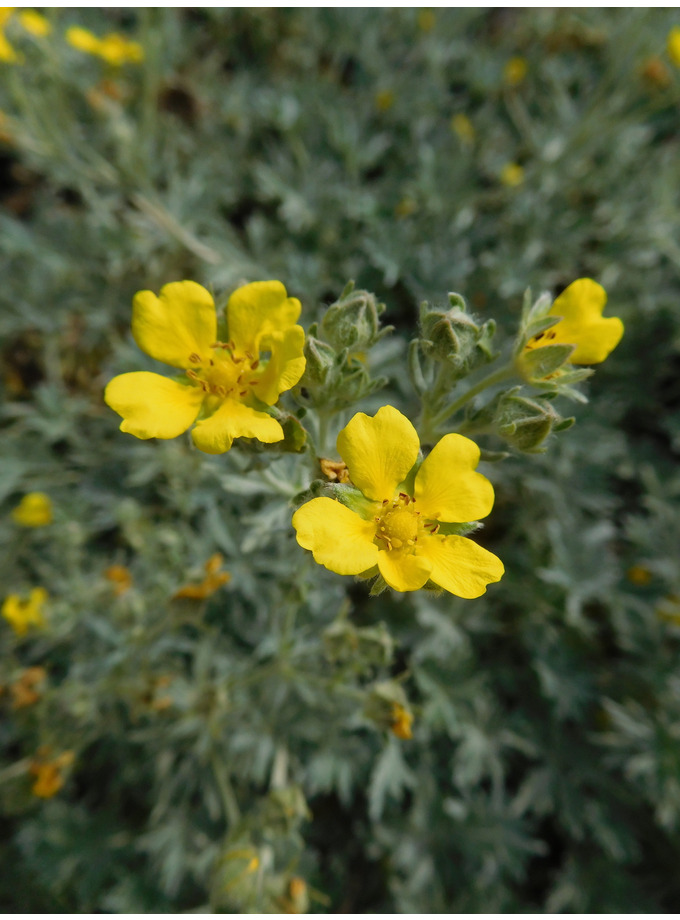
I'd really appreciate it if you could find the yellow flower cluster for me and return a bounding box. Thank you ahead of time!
[66,25,143,66]
[30,749,75,798]
[11,491,53,527]
[0,7,50,63]
[2,587,48,636]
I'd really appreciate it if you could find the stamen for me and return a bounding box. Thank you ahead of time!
[239,389,248,396]
[250,360,259,370]
[188,353,201,364]
[186,369,198,380]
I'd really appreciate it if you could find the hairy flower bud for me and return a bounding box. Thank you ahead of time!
[419,295,496,375]
[320,281,389,352]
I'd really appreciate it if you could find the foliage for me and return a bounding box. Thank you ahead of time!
[1,7,680,912]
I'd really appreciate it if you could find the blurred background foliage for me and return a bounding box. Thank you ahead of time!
[1,6,680,912]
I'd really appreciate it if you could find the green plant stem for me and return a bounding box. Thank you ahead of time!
[211,753,241,828]
[429,363,516,429]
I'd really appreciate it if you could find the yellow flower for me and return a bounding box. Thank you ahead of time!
[667,26,680,68]
[293,406,504,596]
[0,7,18,62]
[18,9,50,37]
[105,280,306,454]
[173,553,231,599]
[451,113,475,144]
[524,279,624,365]
[11,491,53,527]
[390,702,413,740]
[417,9,436,32]
[500,162,524,187]
[504,56,528,86]
[30,750,74,798]
[2,588,48,636]
[104,564,133,596]
[375,89,395,112]
[66,25,143,66]
[10,666,47,709]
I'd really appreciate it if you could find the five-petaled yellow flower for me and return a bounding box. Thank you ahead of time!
[11,491,53,527]
[293,406,504,596]
[2,587,48,636]
[524,278,624,364]
[105,280,306,454]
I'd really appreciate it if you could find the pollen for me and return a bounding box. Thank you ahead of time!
[380,508,419,548]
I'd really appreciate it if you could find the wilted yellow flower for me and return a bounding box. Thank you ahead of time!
[524,279,624,365]
[500,162,524,187]
[375,89,395,112]
[667,26,680,68]
[105,564,133,596]
[451,113,475,144]
[66,25,143,66]
[293,406,504,596]
[504,56,528,86]
[11,491,53,527]
[417,9,435,32]
[105,280,306,454]
[390,702,413,740]
[30,750,74,798]
[174,553,231,600]
[10,666,47,709]
[18,9,50,37]
[2,588,48,636]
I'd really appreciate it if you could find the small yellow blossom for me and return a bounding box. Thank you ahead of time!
[293,406,504,596]
[627,564,652,587]
[504,56,528,86]
[174,553,231,600]
[105,280,306,454]
[2,588,48,636]
[11,491,53,527]
[30,750,74,798]
[500,162,524,187]
[390,702,413,740]
[105,564,133,596]
[375,89,395,112]
[66,25,143,66]
[18,9,50,37]
[417,9,435,32]
[0,8,18,63]
[667,26,680,68]
[451,113,475,145]
[524,279,624,365]
[280,877,309,914]
[10,666,47,709]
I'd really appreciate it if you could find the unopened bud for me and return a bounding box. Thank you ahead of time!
[364,680,413,738]
[320,282,389,352]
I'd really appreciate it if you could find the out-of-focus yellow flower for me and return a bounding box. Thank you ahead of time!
[627,564,652,587]
[451,113,475,144]
[417,9,435,32]
[280,877,309,914]
[504,56,528,86]
[18,9,50,37]
[667,26,680,67]
[640,57,671,88]
[500,162,524,187]
[395,196,418,219]
[30,750,74,798]
[2,588,48,636]
[390,702,413,740]
[174,553,231,600]
[293,406,504,596]
[105,280,306,454]
[524,279,624,365]
[10,666,47,708]
[375,89,395,112]
[0,8,18,63]
[104,564,133,596]
[11,491,53,527]
[66,25,143,66]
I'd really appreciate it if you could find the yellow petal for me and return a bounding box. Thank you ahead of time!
[132,281,216,369]
[547,279,624,364]
[18,10,51,36]
[337,406,420,502]
[0,30,17,62]
[418,534,504,598]
[377,549,432,592]
[227,281,302,354]
[252,324,306,405]
[293,497,379,575]
[65,25,101,55]
[414,433,494,522]
[191,398,283,454]
[105,372,204,439]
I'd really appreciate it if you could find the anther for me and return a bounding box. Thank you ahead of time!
[189,353,201,363]
[239,389,248,396]
[250,360,259,370]
[186,369,198,380]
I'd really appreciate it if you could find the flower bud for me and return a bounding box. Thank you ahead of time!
[320,282,388,352]
[323,619,394,669]
[419,297,496,374]
[301,335,335,387]
[364,680,413,739]
[493,390,561,452]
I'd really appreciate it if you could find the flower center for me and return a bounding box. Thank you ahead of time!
[186,342,261,401]
[382,509,418,546]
